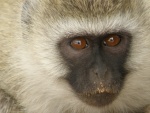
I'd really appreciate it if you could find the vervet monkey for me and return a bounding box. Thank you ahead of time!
[0,0,150,113]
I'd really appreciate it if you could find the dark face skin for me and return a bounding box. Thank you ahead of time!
[59,31,131,107]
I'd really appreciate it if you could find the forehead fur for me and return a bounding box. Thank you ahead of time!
[23,0,144,22]
[45,0,143,17]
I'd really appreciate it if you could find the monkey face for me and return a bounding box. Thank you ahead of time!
[20,0,150,112]
[59,32,131,106]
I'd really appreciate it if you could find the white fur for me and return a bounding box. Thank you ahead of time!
[11,11,150,113]
[1,0,150,113]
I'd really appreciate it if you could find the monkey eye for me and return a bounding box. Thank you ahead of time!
[71,37,88,50]
[103,35,121,47]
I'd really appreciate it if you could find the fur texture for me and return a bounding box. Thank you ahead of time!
[0,0,150,113]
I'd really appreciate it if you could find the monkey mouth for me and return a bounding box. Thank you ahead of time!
[78,87,119,107]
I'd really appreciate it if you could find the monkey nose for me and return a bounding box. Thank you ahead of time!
[90,65,108,80]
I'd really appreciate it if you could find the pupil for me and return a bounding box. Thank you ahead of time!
[75,40,81,45]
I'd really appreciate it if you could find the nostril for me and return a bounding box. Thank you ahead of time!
[93,68,99,76]
[89,63,108,82]
[94,70,98,74]
[92,67,108,77]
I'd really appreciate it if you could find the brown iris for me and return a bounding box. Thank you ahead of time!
[71,37,88,50]
[103,35,121,47]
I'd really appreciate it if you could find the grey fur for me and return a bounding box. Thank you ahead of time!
[0,0,150,113]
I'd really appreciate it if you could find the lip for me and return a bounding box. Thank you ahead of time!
[86,87,117,95]
[78,87,119,107]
